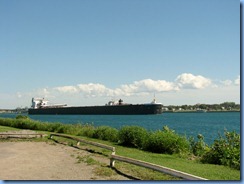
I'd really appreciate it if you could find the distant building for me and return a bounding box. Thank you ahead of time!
[162,107,169,111]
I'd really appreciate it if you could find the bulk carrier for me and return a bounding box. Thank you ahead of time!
[28,98,163,115]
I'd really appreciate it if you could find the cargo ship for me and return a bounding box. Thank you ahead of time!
[28,98,163,115]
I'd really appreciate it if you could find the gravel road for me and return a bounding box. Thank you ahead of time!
[0,131,130,180]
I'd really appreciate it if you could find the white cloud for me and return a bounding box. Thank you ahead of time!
[52,79,179,98]
[16,92,22,98]
[175,73,212,89]
[220,80,233,86]
[120,79,179,94]
[55,86,78,93]
[42,73,216,99]
[218,76,240,87]
[234,75,240,85]
[34,88,51,98]
[77,83,111,97]
[5,72,239,108]
[18,73,238,99]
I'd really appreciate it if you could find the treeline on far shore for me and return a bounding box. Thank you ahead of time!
[163,102,240,112]
[0,115,240,170]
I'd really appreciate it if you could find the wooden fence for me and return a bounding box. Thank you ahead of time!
[0,133,44,138]
[50,133,115,153]
[49,133,207,180]
[110,154,207,180]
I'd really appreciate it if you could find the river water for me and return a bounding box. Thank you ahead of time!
[0,112,240,145]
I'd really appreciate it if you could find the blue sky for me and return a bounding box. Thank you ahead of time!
[0,0,240,108]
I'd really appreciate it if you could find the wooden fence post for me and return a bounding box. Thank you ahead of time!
[110,152,115,167]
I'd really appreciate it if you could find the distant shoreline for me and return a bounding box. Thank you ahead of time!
[164,110,240,113]
[0,110,240,114]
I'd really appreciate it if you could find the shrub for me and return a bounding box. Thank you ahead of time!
[201,130,240,170]
[15,119,31,129]
[189,134,209,156]
[0,116,239,169]
[25,121,38,130]
[93,126,119,142]
[15,115,29,119]
[0,118,16,127]
[77,123,95,138]
[56,124,67,133]
[118,126,148,149]
[144,126,190,154]
[55,124,78,134]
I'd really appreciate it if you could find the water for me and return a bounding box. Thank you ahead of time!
[0,112,240,145]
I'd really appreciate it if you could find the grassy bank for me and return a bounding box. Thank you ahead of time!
[0,116,240,180]
[0,124,240,180]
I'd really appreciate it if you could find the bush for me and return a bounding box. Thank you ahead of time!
[77,123,95,138]
[201,130,240,170]
[118,126,148,149]
[0,117,239,169]
[16,115,29,119]
[189,134,209,156]
[144,126,190,154]
[56,124,67,133]
[93,126,119,142]
[15,119,31,129]
[0,118,12,127]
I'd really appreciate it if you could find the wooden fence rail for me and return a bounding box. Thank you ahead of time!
[49,133,207,180]
[0,133,44,138]
[110,154,207,180]
[50,133,115,153]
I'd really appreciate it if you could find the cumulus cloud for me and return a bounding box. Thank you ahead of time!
[21,88,52,99]
[120,79,179,94]
[51,80,177,98]
[16,92,22,98]
[49,73,214,98]
[55,85,79,93]
[175,73,212,89]
[220,80,233,86]
[54,83,114,97]
[4,73,240,108]
[234,75,240,85]
[218,76,240,87]
[51,79,179,98]
[24,73,239,101]
[77,83,111,97]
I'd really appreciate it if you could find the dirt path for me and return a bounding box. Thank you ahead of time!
[0,131,130,180]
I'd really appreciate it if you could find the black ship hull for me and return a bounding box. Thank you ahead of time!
[28,104,163,115]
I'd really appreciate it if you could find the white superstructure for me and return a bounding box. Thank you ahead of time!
[31,98,67,109]
[106,99,126,106]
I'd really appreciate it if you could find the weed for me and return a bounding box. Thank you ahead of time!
[94,166,114,177]
[76,155,100,165]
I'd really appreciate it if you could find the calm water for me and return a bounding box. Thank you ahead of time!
[0,112,240,145]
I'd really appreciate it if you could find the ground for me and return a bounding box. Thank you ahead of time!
[0,130,130,180]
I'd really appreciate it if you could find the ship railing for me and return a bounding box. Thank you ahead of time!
[49,133,207,180]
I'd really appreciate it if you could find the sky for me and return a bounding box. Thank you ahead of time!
[0,0,240,109]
